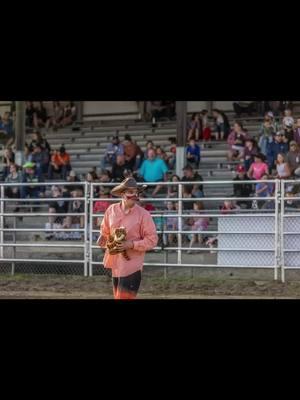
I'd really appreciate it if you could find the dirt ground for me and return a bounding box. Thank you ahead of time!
[1,272,300,299]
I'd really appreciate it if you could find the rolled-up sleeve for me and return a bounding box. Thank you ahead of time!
[97,208,111,248]
[133,212,158,252]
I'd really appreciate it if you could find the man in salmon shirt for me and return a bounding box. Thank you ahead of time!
[97,178,158,300]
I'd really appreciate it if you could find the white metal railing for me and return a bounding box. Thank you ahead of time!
[0,179,299,281]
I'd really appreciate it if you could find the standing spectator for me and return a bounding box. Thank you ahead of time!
[274,153,291,179]
[294,118,300,145]
[33,102,48,128]
[187,201,209,253]
[287,141,300,177]
[201,110,212,141]
[101,136,124,169]
[282,119,295,144]
[123,134,143,171]
[2,148,15,179]
[45,101,64,131]
[282,109,294,129]
[227,122,248,161]
[25,101,36,127]
[30,143,50,176]
[258,114,277,156]
[186,138,201,168]
[187,113,202,141]
[138,148,168,196]
[48,146,71,180]
[181,165,204,198]
[247,153,269,180]
[212,109,230,140]
[233,164,253,209]
[243,138,259,171]
[111,155,131,183]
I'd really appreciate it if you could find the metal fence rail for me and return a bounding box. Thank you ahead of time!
[0,179,299,281]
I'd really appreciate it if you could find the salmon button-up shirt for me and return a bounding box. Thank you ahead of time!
[98,202,158,278]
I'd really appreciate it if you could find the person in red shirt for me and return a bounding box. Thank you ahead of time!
[48,146,71,180]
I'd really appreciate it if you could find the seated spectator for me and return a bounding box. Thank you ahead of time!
[294,118,300,145]
[266,132,289,173]
[181,165,204,198]
[98,169,112,183]
[0,112,14,147]
[187,201,209,253]
[187,113,202,141]
[85,169,100,196]
[274,153,291,179]
[233,164,253,209]
[163,201,178,246]
[101,136,124,169]
[243,138,259,171]
[150,101,174,124]
[167,174,180,198]
[123,134,143,170]
[233,101,256,117]
[156,146,169,165]
[247,153,269,180]
[143,140,155,160]
[282,118,295,144]
[286,185,300,209]
[60,102,77,127]
[282,108,294,130]
[29,130,51,153]
[287,141,300,177]
[227,122,248,161]
[21,161,44,199]
[182,185,197,210]
[45,185,69,240]
[255,174,274,209]
[111,154,131,183]
[66,170,82,191]
[138,148,168,196]
[186,139,201,168]
[33,102,48,129]
[46,101,64,131]
[30,143,50,176]
[2,148,15,179]
[201,110,212,141]
[93,187,112,231]
[48,146,71,180]
[25,101,36,128]
[137,191,156,212]
[220,200,240,214]
[212,109,231,140]
[258,114,277,155]
[62,188,85,238]
[5,163,22,204]
[166,137,176,169]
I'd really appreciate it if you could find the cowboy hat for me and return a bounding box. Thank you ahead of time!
[111,178,147,197]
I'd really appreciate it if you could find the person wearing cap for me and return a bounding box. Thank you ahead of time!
[48,146,71,180]
[287,141,300,177]
[98,178,158,300]
[282,119,295,143]
[294,118,300,145]
[233,164,253,209]
[266,132,289,173]
[282,109,294,131]
[21,161,44,199]
[101,136,124,169]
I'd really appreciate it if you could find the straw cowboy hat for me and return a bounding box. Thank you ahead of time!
[111,178,147,197]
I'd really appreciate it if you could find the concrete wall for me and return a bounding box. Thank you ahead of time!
[83,101,140,121]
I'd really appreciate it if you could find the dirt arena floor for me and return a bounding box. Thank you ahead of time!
[1,271,300,299]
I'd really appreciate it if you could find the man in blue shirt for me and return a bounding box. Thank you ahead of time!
[186,139,201,167]
[101,136,124,169]
[139,148,168,195]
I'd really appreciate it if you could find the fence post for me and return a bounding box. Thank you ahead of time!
[274,179,279,280]
[89,183,94,277]
[84,182,89,277]
[11,216,16,276]
[280,180,285,283]
[177,183,183,266]
[0,186,4,259]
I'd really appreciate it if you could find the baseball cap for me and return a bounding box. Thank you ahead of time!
[236,164,246,173]
[290,141,297,146]
[23,161,35,169]
[69,170,76,177]
[284,117,294,128]
[267,111,274,118]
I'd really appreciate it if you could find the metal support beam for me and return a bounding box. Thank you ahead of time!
[15,101,25,166]
[176,101,187,178]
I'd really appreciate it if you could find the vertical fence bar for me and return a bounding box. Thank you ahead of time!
[177,183,183,266]
[280,180,285,283]
[11,216,16,275]
[0,186,4,259]
[89,183,94,277]
[84,182,89,277]
[274,179,279,280]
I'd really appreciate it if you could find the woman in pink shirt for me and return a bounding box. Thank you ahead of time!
[247,153,269,180]
[98,178,158,300]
